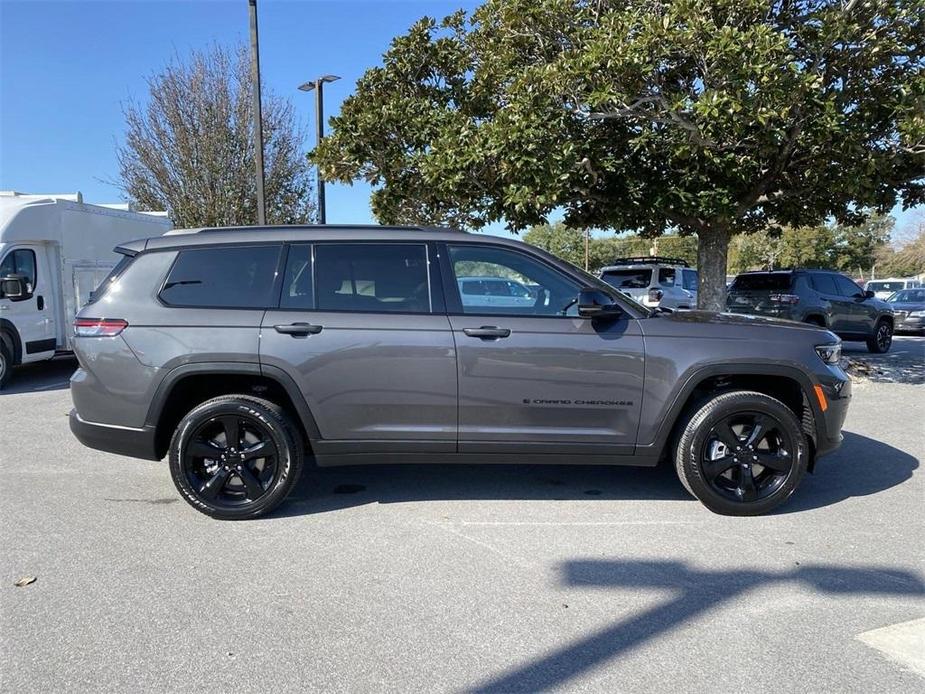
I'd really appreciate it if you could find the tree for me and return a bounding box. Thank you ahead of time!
[117,44,314,227]
[523,223,587,268]
[313,0,924,310]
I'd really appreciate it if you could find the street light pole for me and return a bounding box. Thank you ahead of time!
[248,0,266,225]
[299,75,340,225]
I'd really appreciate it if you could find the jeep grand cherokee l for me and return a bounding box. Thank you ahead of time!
[69,226,851,519]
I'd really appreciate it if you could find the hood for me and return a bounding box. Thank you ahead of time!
[888,301,925,311]
[654,309,837,334]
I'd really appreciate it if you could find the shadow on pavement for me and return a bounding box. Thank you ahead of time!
[469,559,925,692]
[279,460,688,517]
[274,431,916,518]
[781,431,919,513]
[0,356,76,395]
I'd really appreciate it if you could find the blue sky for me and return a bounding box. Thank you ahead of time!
[0,0,920,239]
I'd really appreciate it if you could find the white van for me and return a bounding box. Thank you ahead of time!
[0,192,171,386]
[864,277,922,300]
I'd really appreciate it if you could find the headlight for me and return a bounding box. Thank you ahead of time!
[815,343,841,364]
[909,310,925,317]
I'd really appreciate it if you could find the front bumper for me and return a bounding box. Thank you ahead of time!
[895,314,925,332]
[813,374,852,458]
[69,409,161,461]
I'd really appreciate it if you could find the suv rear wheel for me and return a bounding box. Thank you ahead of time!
[866,319,892,354]
[168,395,304,520]
[674,391,808,516]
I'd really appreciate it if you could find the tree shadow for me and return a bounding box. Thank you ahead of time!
[271,431,916,518]
[0,356,76,395]
[470,559,925,692]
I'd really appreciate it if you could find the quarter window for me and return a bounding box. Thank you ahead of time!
[448,245,581,316]
[658,268,676,286]
[682,269,699,292]
[313,244,430,313]
[160,245,281,308]
[0,249,37,292]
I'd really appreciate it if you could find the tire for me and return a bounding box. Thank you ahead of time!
[674,390,808,516]
[169,394,304,520]
[866,319,892,353]
[0,340,12,389]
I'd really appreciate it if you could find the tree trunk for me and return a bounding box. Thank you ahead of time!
[696,226,732,312]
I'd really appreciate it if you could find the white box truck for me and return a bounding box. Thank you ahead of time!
[0,191,172,387]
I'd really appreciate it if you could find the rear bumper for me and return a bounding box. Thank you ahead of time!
[69,409,161,461]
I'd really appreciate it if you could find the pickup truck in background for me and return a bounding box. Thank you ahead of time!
[0,191,171,387]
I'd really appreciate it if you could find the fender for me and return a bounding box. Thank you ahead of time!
[638,361,825,461]
[144,361,322,441]
[0,318,23,365]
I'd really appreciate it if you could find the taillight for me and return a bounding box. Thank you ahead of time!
[647,288,663,303]
[74,318,128,337]
[770,294,800,305]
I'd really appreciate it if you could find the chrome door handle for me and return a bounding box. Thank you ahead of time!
[463,326,511,339]
[274,322,323,336]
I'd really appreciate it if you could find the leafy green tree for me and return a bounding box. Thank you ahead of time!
[523,223,588,268]
[117,44,314,227]
[314,0,924,310]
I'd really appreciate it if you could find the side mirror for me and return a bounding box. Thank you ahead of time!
[578,288,623,319]
[864,290,875,299]
[0,274,28,301]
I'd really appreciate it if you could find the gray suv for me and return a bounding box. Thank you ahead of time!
[69,226,851,519]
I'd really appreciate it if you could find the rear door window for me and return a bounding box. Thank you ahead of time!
[160,245,282,308]
[681,269,698,291]
[811,274,839,295]
[834,275,863,297]
[313,243,431,313]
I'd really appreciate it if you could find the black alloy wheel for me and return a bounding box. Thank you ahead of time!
[183,414,279,508]
[674,390,808,516]
[700,412,795,503]
[867,320,892,353]
[169,395,303,519]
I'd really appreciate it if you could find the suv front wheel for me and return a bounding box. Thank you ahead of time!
[168,395,304,519]
[674,391,808,516]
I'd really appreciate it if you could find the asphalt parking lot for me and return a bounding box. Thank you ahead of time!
[2,337,923,692]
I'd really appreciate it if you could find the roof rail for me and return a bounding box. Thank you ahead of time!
[186,224,465,234]
[607,256,690,267]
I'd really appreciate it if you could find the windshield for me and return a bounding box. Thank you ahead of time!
[600,268,653,289]
[888,289,925,303]
[730,273,793,291]
[868,281,907,293]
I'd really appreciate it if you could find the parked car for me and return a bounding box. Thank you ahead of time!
[865,277,922,300]
[456,276,535,308]
[69,226,850,519]
[0,191,171,387]
[886,288,925,334]
[726,269,894,353]
[599,257,698,310]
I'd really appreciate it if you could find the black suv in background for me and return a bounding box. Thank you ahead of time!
[726,269,894,353]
